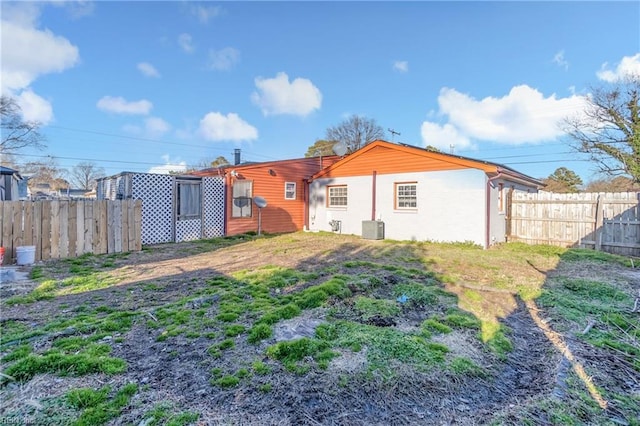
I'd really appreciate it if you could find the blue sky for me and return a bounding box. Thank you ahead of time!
[2,1,639,182]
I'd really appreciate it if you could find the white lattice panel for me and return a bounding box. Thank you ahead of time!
[131,173,173,244]
[176,219,202,242]
[203,177,225,238]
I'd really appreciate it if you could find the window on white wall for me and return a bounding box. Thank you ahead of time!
[395,182,417,209]
[284,182,296,200]
[327,185,347,207]
[232,180,252,218]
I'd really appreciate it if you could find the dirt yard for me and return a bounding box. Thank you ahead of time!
[1,232,638,425]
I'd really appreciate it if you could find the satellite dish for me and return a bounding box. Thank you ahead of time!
[254,196,267,208]
[332,141,347,156]
[253,196,267,236]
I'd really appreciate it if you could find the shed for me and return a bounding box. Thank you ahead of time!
[96,172,225,244]
[0,166,22,201]
[308,140,542,248]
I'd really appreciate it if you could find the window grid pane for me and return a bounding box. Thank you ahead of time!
[285,182,296,200]
[396,183,417,209]
[328,186,347,207]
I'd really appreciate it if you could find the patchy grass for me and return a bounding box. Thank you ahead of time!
[2,233,637,425]
[66,383,137,426]
[142,402,200,426]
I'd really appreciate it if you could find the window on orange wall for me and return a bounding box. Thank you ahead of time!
[327,185,347,208]
[395,182,417,210]
[284,182,296,200]
[232,180,252,218]
[498,182,504,213]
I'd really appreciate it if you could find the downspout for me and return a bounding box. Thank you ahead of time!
[485,169,504,249]
[371,171,377,221]
[304,179,309,230]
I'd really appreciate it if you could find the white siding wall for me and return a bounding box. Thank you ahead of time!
[309,169,488,246]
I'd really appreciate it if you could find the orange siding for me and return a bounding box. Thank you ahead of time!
[199,157,338,236]
[317,141,498,178]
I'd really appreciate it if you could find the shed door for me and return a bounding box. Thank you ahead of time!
[174,179,203,242]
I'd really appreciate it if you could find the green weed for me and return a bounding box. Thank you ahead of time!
[66,383,137,426]
[353,296,400,320]
[248,324,273,343]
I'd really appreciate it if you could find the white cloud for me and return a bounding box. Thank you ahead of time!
[1,11,79,92]
[198,112,258,141]
[251,72,322,117]
[208,47,240,71]
[421,85,587,150]
[97,96,153,115]
[15,89,54,124]
[137,62,160,78]
[421,122,472,150]
[0,2,79,127]
[393,61,408,73]
[597,53,640,82]
[178,33,194,53]
[144,116,170,136]
[148,154,187,174]
[552,50,569,71]
[191,5,223,23]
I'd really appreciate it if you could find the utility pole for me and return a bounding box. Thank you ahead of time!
[388,128,400,142]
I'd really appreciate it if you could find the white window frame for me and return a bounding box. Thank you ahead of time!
[327,185,347,208]
[395,182,417,210]
[284,182,296,200]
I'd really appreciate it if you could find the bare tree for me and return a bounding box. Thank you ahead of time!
[69,161,106,190]
[22,158,68,192]
[325,115,384,154]
[1,95,46,155]
[563,77,640,182]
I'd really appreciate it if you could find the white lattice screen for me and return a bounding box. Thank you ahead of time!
[131,173,174,244]
[203,177,225,238]
[97,173,225,245]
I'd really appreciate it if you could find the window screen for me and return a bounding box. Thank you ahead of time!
[232,180,253,218]
[177,181,201,220]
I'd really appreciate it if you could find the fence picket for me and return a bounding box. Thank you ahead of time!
[508,191,640,257]
[0,200,141,264]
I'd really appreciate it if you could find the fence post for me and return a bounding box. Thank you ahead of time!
[594,194,603,252]
[505,187,513,240]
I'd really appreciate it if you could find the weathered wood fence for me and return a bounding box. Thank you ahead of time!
[507,191,640,257]
[0,200,142,265]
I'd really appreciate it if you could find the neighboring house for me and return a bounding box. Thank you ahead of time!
[307,140,542,248]
[96,172,225,244]
[0,166,22,201]
[194,156,339,236]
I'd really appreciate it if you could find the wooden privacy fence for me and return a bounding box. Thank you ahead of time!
[507,191,640,257]
[0,200,142,265]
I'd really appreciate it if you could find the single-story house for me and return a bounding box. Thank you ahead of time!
[194,156,339,236]
[307,140,542,248]
[0,166,22,201]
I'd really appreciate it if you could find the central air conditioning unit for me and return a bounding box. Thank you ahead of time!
[362,220,384,240]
